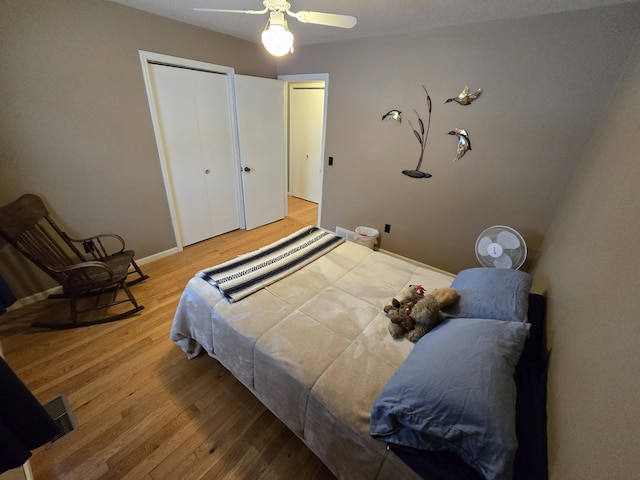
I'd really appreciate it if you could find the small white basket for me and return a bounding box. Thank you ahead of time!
[354,226,379,249]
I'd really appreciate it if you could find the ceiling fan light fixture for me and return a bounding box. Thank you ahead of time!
[261,12,294,56]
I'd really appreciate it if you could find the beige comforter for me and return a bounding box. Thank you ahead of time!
[171,241,455,479]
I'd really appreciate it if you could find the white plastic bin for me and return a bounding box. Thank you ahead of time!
[354,226,379,249]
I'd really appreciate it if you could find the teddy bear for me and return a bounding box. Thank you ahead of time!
[388,284,425,308]
[383,285,425,331]
[385,287,458,342]
[386,302,416,332]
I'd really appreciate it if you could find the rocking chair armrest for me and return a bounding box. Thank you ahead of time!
[51,260,115,280]
[68,232,126,248]
[67,233,126,258]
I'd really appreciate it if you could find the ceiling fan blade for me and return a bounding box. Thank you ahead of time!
[193,7,269,15]
[292,10,357,28]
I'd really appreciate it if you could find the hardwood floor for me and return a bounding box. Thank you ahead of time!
[0,197,336,480]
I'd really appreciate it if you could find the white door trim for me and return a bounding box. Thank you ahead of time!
[278,73,329,227]
[138,50,245,251]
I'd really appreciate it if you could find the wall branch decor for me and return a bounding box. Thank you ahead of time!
[382,85,433,178]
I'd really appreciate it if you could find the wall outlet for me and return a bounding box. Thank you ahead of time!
[384,224,391,233]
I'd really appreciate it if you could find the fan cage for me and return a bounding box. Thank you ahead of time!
[475,225,527,269]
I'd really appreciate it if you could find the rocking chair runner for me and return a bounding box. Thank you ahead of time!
[0,194,149,328]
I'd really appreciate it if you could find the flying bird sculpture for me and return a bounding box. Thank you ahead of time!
[445,85,482,106]
[447,128,472,161]
[381,110,402,123]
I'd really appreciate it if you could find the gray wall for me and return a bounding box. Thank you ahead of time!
[278,3,640,274]
[532,34,640,479]
[0,0,276,298]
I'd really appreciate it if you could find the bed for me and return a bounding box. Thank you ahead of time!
[170,227,548,480]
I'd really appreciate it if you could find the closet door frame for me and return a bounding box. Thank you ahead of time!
[139,50,245,251]
[278,73,329,228]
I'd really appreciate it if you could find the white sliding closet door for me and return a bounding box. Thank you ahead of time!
[148,64,240,246]
[235,75,286,230]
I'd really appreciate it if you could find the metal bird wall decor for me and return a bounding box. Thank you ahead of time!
[447,128,472,161]
[382,86,433,178]
[445,84,482,106]
[382,83,482,177]
[381,110,402,123]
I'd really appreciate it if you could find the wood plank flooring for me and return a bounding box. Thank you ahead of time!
[0,197,337,480]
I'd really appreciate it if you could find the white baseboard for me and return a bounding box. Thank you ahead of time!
[6,247,179,311]
[134,247,179,265]
[23,462,33,480]
[7,286,62,312]
[0,462,31,480]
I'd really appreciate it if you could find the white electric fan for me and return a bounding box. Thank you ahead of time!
[475,225,527,269]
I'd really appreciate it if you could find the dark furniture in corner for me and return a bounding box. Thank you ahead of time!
[0,194,148,328]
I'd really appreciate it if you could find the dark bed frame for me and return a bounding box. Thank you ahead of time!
[389,293,549,480]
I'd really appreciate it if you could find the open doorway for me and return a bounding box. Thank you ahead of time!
[288,81,324,203]
[279,74,328,227]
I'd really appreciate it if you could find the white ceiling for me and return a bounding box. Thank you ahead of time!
[110,0,637,47]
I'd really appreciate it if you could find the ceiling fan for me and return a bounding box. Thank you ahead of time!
[193,0,357,56]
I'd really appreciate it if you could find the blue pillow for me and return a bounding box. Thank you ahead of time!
[443,268,533,322]
[370,318,530,480]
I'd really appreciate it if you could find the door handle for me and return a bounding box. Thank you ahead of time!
[244,167,251,172]
[204,169,211,174]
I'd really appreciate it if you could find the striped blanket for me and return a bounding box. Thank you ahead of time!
[198,226,345,302]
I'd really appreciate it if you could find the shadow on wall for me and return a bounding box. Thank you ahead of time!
[0,244,55,301]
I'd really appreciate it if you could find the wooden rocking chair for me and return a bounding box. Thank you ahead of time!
[0,194,149,329]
